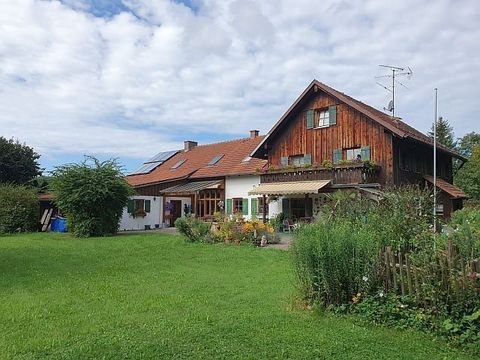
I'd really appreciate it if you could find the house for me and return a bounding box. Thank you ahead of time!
[120,131,267,230]
[248,80,467,220]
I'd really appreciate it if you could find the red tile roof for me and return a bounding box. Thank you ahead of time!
[252,80,466,161]
[424,175,467,198]
[127,136,267,187]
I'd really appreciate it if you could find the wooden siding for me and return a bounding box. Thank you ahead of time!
[267,91,394,186]
[392,138,453,186]
[134,179,186,196]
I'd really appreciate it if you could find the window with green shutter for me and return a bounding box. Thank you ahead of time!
[306,110,314,129]
[333,149,343,164]
[144,200,151,213]
[251,198,258,216]
[226,199,233,214]
[127,199,134,213]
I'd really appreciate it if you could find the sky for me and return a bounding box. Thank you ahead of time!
[1,0,479,174]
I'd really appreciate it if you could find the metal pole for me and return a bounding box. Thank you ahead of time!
[433,88,438,247]
[392,69,395,118]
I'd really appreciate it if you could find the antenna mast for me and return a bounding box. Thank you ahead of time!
[376,65,413,117]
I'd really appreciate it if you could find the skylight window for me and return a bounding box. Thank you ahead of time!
[171,159,187,169]
[208,154,224,165]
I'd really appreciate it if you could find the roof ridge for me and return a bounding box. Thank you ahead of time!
[189,135,266,149]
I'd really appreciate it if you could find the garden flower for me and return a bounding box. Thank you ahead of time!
[362,276,368,282]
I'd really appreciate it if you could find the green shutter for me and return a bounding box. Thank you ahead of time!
[361,146,371,161]
[226,199,232,214]
[329,105,337,125]
[127,199,134,213]
[242,198,249,215]
[304,153,312,165]
[144,200,151,213]
[333,149,343,164]
[251,198,258,216]
[280,157,289,167]
[306,110,314,129]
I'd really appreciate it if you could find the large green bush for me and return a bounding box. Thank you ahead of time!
[0,184,39,233]
[51,157,133,237]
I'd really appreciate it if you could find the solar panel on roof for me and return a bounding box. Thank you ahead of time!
[145,150,178,164]
[129,149,179,175]
[208,154,224,165]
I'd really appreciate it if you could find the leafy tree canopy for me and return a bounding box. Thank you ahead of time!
[429,117,456,149]
[0,137,41,184]
[51,157,133,237]
[455,145,480,201]
[457,132,480,158]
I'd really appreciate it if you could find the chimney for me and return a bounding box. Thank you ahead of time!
[250,130,259,138]
[184,140,198,152]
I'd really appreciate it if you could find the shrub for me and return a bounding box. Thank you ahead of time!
[50,157,133,237]
[175,216,212,243]
[0,184,39,233]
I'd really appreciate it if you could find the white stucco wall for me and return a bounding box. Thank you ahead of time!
[119,196,162,231]
[164,196,191,226]
[225,175,262,220]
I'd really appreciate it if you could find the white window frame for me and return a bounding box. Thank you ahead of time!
[316,109,330,128]
[346,148,362,161]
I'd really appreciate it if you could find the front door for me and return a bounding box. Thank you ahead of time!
[170,200,182,224]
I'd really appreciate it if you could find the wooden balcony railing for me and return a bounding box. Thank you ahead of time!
[260,163,381,185]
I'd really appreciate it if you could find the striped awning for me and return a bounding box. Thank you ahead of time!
[160,180,223,194]
[248,180,331,196]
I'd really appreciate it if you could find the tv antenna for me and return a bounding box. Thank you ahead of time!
[375,64,413,117]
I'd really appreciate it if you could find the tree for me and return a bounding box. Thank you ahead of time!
[429,117,456,149]
[455,145,480,201]
[51,157,133,237]
[0,137,41,184]
[457,132,480,158]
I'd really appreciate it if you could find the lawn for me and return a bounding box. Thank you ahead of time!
[0,232,475,359]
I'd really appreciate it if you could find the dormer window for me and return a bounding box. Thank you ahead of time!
[208,154,224,165]
[171,159,186,169]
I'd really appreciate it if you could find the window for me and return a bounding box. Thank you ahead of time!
[196,189,222,218]
[233,198,243,214]
[289,155,305,166]
[316,109,330,128]
[208,154,224,165]
[346,148,362,161]
[127,199,151,215]
[171,159,186,169]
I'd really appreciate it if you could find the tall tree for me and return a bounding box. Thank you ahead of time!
[0,137,41,184]
[429,117,456,149]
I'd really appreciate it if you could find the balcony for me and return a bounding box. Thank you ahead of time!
[260,163,381,185]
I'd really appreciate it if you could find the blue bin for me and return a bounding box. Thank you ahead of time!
[51,217,67,232]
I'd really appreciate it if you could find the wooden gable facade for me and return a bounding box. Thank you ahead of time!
[253,80,464,188]
[251,80,467,219]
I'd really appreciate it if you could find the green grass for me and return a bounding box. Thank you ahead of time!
[0,232,475,359]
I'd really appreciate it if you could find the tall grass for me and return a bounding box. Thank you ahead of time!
[292,220,381,306]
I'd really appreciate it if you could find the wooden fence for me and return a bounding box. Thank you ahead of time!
[381,241,480,305]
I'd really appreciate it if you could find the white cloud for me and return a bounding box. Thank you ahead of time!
[0,0,479,169]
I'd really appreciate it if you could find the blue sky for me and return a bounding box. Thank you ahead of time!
[1,0,479,174]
